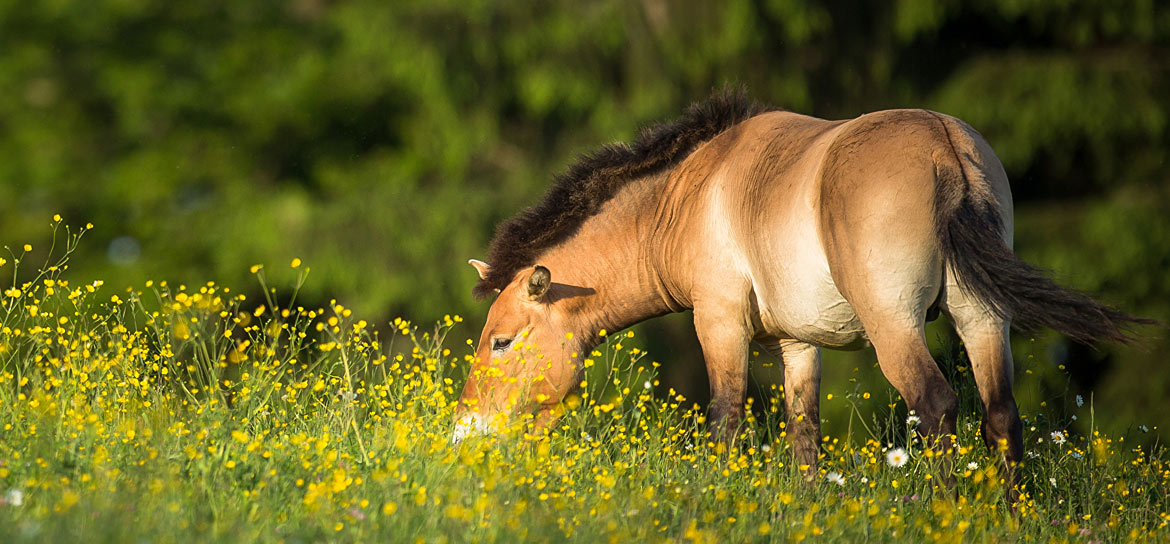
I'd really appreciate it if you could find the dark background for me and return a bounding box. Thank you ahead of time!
[2,0,1167,439]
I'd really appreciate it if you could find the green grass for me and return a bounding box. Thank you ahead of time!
[0,224,1167,543]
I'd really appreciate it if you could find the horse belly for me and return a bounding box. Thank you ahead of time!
[785,291,868,349]
[755,260,868,349]
[739,155,870,349]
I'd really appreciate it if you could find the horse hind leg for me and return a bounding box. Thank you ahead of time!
[943,282,1024,500]
[827,251,959,459]
[822,227,959,450]
[819,144,958,475]
[865,322,960,448]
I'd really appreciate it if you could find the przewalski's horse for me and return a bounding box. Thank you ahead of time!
[456,89,1149,485]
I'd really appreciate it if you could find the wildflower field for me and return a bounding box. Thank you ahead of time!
[1,222,1167,543]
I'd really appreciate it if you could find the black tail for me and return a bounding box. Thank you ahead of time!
[935,166,1157,345]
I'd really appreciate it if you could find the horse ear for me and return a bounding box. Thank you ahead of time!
[526,265,551,300]
[468,259,491,280]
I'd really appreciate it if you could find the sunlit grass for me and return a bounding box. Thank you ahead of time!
[0,219,1167,543]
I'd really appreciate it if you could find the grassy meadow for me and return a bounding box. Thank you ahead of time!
[1,220,1167,543]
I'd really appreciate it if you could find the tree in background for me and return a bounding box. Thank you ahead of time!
[1,0,1166,435]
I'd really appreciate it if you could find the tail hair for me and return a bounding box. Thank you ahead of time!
[935,166,1157,345]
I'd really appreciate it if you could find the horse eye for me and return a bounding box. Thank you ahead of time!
[491,337,513,352]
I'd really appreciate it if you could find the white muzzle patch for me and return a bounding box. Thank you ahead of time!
[451,413,497,443]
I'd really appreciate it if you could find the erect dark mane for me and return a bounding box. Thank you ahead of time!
[474,88,774,298]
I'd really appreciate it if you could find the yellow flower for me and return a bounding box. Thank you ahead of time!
[59,489,80,510]
[290,258,302,269]
[22,244,32,252]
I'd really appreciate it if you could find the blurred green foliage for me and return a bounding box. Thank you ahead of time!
[1,0,1167,433]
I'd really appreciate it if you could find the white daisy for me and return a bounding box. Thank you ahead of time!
[886,447,909,468]
[966,461,978,470]
[4,489,22,507]
[1075,394,1084,407]
[825,471,845,486]
[906,414,921,427]
[1050,431,1067,445]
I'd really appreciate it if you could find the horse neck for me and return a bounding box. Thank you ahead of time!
[540,173,677,337]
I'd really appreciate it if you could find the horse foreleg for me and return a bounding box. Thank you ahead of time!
[693,308,752,446]
[777,341,822,477]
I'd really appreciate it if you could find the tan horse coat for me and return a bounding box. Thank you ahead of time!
[458,93,1147,497]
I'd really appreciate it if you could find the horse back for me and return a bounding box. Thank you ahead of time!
[655,109,1000,346]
